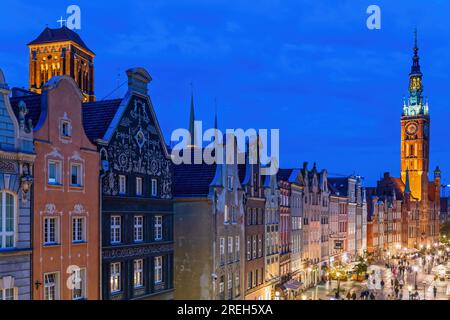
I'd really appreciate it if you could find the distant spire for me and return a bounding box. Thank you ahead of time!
[188,83,197,147]
[404,168,411,194]
[410,28,422,76]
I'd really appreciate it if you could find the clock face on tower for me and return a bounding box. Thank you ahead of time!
[406,122,418,136]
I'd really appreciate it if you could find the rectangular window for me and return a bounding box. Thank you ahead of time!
[154,215,163,241]
[220,237,225,265]
[110,216,121,244]
[70,163,82,186]
[235,274,240,297]
[0,288,15,300]
[61,120,71,138]
[0,192,16,249]
[228,236,233,262]
[136,177,143,196]
[227,176,233,191]
[224,205,230,224]
[154,256,163,284]
[119,175,126,194]
[247,272,252,290]
[48,160,61,185]
[151,179,158,197]
[246,237,251,261]
[44,273,59,300]
[252,236,257,259]
[227,273,233,300]
[72,268,86,300]
[134,216,144,242]
[134,259,144,288]
[110,262,121,293]
[44,217,58,245]
[72,217,84,243]
[235,236,240,261]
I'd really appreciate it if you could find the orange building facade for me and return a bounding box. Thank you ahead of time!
[12,77,100,300]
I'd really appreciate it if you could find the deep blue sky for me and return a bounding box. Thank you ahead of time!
[1,0,449,187]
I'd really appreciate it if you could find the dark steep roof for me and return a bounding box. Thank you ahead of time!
[28,26,94,54]
[10,94,42,127]
[277,169,293,182]
[174,163,217,197]
[82,99,123,142]
[328,177,349,197]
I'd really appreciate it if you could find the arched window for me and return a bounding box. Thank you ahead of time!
[0,191,16,249]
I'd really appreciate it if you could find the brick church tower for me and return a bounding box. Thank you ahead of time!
[28,26,95,102]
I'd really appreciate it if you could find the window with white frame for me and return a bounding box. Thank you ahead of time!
[246,237,251,261]
[154,256,163,284]
[48,160,62,185]
[44,217,58,245]
[0,288,15,300]
[136,177,143,196]
[220,237,225,264]
[227,176,233,191]
[72,217,85,243]
[0,192,16,249]
[224,205,230,224]
[110,262,121,293]
[119,175,126,194]
[72,268,86,300]
[252,236,257,259]
[44,273,59,300]
[235,274,240,297]
[61,120,71,138]
[70,163,82,187]
[134,259,144,288]
[151,179,158,197]
[228,236,233,262]
[235,236,240,261]
[227,273,233,299]
[154,215,162,241]
[134,216,144,242]
[110,216,121,244]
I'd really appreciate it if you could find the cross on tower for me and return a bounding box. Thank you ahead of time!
[57,16,67,28]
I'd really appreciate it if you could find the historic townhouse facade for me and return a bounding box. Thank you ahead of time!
[239,142,269,300]
[300,163,328,287]
[0,69,35,300]
[173,101,244,300]
[83,68,174,300]
[10,76,100,300]
[327,187,348,264]
[289,171,304,284]
[276,170,291,290]
[263,171,280,299]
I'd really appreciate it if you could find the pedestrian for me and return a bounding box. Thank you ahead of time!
[352,292,357,300]
[399,279,403,289]
[370,292,375,300]
[399,291,403,300]
[381,280,385,289]
[433,286,437,299]
[394,287,399,298]
[390,279,394,287]
[346,291,352,300]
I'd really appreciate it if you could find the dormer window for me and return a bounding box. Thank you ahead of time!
[61,120,71,138]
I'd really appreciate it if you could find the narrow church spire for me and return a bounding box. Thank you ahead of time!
[410,28,422,77]
[404,168,411,194]
[188,85,197,147]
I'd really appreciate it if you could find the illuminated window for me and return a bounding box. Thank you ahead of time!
[133,259,144,288]
[110,263,121,293]
[0,192,16,249]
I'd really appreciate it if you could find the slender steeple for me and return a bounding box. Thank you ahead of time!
[410,28,422,77]
[188,85,197,147]
[404,168,411,194]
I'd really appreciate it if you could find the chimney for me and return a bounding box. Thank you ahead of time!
[126,67,152,95]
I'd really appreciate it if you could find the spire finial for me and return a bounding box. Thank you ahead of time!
[188,83,197,147]
[414,27,418,50]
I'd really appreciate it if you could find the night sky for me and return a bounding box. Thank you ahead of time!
[1,0,449,188]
